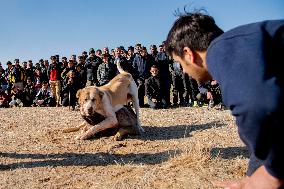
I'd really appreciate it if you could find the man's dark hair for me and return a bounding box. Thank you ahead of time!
[42,81,48,85]
[151,64,159,70]
[128,46,134,51]
[165,11,223,57]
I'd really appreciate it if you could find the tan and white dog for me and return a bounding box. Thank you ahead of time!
[64,62,144,140]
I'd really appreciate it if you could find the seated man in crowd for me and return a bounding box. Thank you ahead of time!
[33,81,55,107]
[23,77,37,107]
[9,85,25,107]
[197,80,223,109]
[0,69,8,92]
[145,65,167,109]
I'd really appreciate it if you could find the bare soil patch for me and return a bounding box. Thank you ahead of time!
[0,107,248,189]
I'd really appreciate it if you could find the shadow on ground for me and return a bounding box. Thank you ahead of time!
[136,121,225,141]
[210,146,249,159]
[0,149,180,171]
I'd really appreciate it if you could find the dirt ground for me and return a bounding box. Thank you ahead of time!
[0,107,248,189]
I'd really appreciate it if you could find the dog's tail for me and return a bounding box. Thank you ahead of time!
[116,59,127,74]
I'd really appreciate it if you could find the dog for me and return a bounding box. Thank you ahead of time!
[63,62,144,140]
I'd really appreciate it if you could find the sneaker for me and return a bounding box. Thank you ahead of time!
[192,101,199,107]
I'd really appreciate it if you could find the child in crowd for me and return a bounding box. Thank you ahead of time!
[145,65,167,109]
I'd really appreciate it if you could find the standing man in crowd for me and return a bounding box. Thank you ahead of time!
[155,44,172,107]
[102,47,114,63]
[132,46,154,107]
[85,48,102,86]
[114,47,138,80]
[26,60,35,82]
[48,56,62,107]
[165,11,284,188]
[13,59,25,90]
[5,61,15,95]
[97,54,117,86]
[76,56,87,89]
[169,60,186,107]
[149,44,158,60]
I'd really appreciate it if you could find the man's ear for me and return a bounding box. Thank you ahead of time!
[183,47,195,63]
[76,89,82,98]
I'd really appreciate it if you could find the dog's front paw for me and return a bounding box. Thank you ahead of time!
[79,128,96,140]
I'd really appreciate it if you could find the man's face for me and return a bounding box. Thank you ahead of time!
[44,61,49,67]
[103,47,109,54]
[150,67,159,76]
[140,49,147,57]
[27,79,32,84]
[68,62,74,68]
[103,56,109,63]
[42,83,48,89]
[150,46,157,54]
[96,51,102,57]
[172,53,210,84]
[128,49,133,56]
[114,48,120,57]
[135,46,141,53]
[79,59,85,64]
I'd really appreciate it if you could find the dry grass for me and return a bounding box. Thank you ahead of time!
[0,107,248,189]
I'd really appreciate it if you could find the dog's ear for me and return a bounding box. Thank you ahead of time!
[76,89,82,99]
[96,89,104,99]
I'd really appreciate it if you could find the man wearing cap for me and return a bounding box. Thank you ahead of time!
[85,48,102,86]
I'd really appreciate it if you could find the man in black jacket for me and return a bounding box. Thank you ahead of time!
[85,49,102,86]
[145,65,167,109]
[132,47,155,107]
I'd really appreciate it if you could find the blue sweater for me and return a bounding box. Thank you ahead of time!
[206,20,284,178]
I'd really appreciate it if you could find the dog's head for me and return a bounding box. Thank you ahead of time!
[76,87,104,117]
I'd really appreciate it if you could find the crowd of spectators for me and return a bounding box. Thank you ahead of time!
[0,43,223,109]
